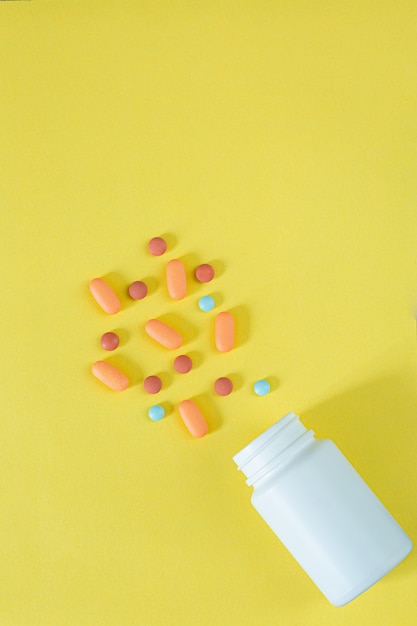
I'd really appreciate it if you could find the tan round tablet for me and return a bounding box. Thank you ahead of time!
[174,354,193,374]
[195,263,215,283]
[214,377,233,396]
[148,236,167,256]
[143,375,162,394]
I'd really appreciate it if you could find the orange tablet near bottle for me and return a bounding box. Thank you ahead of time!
[178,399,208,438]
[215,311,235,352]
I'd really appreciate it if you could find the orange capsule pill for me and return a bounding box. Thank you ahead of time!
[145,318,183,350]
[92,360,129,391]
[178,399,208,438]
[89,278,121,314]
[166,259,187,300]
[215,311,235,352]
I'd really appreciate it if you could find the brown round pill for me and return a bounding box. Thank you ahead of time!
[100,331,120,351]
[214,377,233,396]
[195,263,215,283]
[128,280,148,300]
[174,354,193,374]
[148,237,167,256]
[144,375,162,394]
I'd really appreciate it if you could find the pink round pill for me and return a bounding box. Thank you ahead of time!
[144,375,162,394]
[128,280,148,300]
[174,354,193,374]
[195,263,215,283]
[148,237,167,256]
[100,332,120,351]
[214,377,233,396]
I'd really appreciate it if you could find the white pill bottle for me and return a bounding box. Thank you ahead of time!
[233,412,412,606]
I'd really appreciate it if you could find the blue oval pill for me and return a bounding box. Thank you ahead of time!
[148,405,165,421]
[254,379,271,396]
[198,295,215,312]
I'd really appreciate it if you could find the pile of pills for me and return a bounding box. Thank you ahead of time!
[89,235,271,438]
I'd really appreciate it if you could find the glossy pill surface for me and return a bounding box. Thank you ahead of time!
[174,354,193,374]
[148,405,165,421]
[215,311,235,352]
[92,361,129,391]
[166,259,187,300]
[144,375,162,394]
[178,399,208,438]
[148,236,167,256]
[89,278,121,314]
[145,318,183,349]
[128,280,148,300]
[198,295,215,312]
[100,331,120,351]
[254,379,271,396]
[195,263,215,283]
[214,377,233,396]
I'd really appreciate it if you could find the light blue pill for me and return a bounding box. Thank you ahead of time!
[198,295,215,312]
[254,379,271,396]
[148,405,165,421]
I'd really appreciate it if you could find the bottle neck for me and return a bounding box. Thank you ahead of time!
[233,412,315,487]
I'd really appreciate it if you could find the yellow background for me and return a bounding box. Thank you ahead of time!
[1,1,416,624]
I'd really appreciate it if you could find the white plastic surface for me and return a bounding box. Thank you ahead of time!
[233,415,412,606]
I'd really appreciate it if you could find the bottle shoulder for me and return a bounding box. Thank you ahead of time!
[251,437,338,498]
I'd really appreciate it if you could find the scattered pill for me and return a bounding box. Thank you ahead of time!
[100,331,120,351]
[145,318,183,350]
[89,277,121,314]
[214,377,233,396]
[128,280,148,300]
[148,237,167,256]
[92,360,129,391]
[144,375,162,394]
[174,354,193,374]
[195,263,215,283]
[215,311,235,352]
[166,259,187,300]
[178,399,208,438]
[254,379,271,396]
[198,295,215,312]
[148,405,165,421]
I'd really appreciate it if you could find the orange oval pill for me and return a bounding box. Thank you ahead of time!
[178,399,208,438]
[92,360,129,391]
[215,311,235,352]
[166,259,187,300]
[145,318,183,350]
[89,278,121,314]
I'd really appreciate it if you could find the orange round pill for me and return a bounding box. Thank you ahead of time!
[128,281,148,300]
[195,263,215,283]
[144,375,162,394]
[174,355,193,374]
[100,331,120,351]
[148,237,167,256]
[214,377,233,396]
